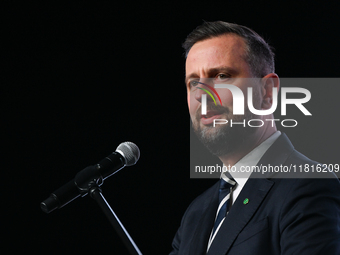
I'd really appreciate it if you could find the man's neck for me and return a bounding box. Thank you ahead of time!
[218,128,277,167]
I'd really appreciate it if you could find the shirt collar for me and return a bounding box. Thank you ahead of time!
[223,131,281,185]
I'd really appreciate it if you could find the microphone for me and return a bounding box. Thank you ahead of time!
[40,142,140,213]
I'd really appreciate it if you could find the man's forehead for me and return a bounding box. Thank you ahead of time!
[185,34,248,79]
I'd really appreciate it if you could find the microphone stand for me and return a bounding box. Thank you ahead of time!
[41,163,143,255]
[88,184,143,255]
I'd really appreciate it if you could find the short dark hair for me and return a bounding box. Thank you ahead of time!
[183,21,275,77]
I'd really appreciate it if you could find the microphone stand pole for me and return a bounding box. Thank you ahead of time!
[89,185,143,255]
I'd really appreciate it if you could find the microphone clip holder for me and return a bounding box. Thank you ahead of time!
[74,165,104,197]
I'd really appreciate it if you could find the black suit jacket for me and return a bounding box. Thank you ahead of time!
[170,133,340,255]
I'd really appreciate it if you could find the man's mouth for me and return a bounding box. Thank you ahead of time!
[200,110,224,125]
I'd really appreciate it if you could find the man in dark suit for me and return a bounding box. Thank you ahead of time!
[170,21,340,255]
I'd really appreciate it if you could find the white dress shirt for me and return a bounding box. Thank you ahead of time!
[227,131,281,205]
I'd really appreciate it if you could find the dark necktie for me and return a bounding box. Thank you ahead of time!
[211,174,237,238]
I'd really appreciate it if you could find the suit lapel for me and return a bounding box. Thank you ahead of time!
[189,182,220,255]
[207,133,295,255]
[207,178,274,255]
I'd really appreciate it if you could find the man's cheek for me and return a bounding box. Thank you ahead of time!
[216,89,235,108]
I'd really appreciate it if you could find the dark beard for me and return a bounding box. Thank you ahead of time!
[192,104,258,157]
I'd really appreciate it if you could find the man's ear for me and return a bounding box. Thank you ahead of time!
[261,73,280,109]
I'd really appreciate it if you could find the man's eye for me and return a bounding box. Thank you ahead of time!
[216,74,230,80]
[189,80,199,87]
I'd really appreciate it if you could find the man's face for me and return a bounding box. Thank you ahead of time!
[185,34,261,156]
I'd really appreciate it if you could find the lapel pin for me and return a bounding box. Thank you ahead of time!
[243,198,249,205]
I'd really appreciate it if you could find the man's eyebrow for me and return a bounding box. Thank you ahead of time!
[185,66,238,84]
[209,66,238,74]
[185,73,198,85]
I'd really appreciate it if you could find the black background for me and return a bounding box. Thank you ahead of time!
[3,1,340,254]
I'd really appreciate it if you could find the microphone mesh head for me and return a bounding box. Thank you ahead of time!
[116,142,140,166]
